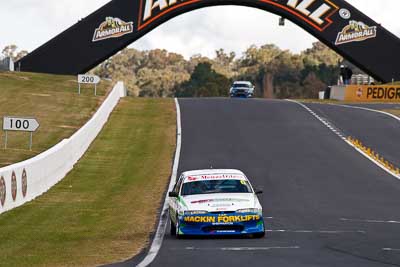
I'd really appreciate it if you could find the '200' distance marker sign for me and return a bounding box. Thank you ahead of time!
[3,117,40,132]
[78,74,100,84]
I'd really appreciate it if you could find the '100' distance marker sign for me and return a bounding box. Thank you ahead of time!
[3,117,40,132]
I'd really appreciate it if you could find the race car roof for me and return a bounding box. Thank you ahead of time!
[182,169,248,183]
[233,81,252,85]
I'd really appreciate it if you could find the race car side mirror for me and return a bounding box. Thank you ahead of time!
[255,189,263,195]
[169,191,179,198]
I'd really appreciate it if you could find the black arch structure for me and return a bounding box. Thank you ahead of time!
[17,0,400,82]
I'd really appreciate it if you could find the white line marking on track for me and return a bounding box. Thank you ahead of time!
[383,248,400,252]
[332,104,400,123]
[266,229,366,234]
[330,104,400,180]
[341,218,400,224]
[183,246,300,251]
[287,100,400,180]
[136,98,182,267]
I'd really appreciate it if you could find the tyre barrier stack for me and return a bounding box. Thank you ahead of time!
[0,82,126,214]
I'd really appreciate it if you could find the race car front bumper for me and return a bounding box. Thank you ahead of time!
[230,91,252,98]
[177,212,265,236]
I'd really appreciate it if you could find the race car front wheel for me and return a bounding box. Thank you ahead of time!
[253,231,265,238]
[175,220,182,239]
[170,219,176,236]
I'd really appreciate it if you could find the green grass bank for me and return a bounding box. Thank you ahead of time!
[0,98,176,266]
[0,72,111,167]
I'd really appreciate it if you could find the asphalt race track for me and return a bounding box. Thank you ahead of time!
[304,103,400,167]
[115,98,400,267]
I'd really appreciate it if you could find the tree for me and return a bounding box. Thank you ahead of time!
[90,41,341,99]
[213,49,236,78]
[15,50,28,61]
[2,45,17,58]
[1,45,28,61]
[93,48,190,97]
[302,72,326,98]
[302,42,342,66]
[175,62,230,97]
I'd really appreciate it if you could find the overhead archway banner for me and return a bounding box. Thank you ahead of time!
[17,0,400,82]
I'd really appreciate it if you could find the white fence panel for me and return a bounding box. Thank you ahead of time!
[0,82,126,214]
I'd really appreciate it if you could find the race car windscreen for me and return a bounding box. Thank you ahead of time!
[181,179,253,195]
[233,83,251,88]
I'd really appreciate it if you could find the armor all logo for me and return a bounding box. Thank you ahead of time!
[93,17,134,42]
[336,20,377,45]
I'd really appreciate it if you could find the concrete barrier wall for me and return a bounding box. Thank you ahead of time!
[330,86,346,101]
[0,82,126,214]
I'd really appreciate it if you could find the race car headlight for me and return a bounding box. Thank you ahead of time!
[236,208,262,214]
[184,210,208,215]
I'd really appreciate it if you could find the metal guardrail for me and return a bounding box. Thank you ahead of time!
[351,74,374,85]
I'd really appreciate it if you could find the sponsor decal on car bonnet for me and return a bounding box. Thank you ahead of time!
[191,198,250,204]
[185,174,246,182]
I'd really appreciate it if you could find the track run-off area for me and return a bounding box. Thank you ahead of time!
[116,98,400,267]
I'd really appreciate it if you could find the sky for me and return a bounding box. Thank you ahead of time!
[1,0,399,59]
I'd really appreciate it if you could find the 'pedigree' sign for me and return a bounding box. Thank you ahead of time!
[345,85,400,102]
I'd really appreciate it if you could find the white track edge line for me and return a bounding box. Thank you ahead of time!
[382,248,400,252]
[183,246,300,251]
[286,100,400,181]
[330,103,400,123]
[328,103,400,180]
[136,98,182,267]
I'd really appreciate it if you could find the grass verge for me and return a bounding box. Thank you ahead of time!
[297,99,400,105]
[296,99,377,104]
[382,109,400,118]
[0,98,176,266]
[0,71,111,167]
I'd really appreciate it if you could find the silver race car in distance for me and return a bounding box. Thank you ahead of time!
[229,81,255,98]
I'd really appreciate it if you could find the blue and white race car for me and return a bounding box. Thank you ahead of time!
[168,169,265,238]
